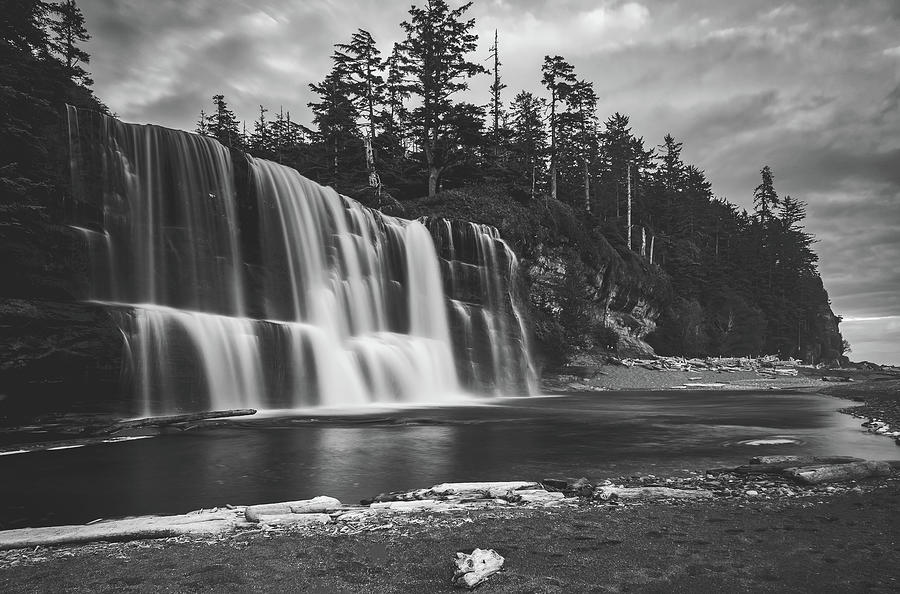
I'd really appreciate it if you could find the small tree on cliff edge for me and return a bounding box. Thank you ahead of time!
[398,0,487,196]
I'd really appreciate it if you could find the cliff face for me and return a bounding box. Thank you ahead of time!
[405,186,671,367]
[0,212,123,421]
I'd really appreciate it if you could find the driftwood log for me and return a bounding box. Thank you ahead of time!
[784,461,892,485]
[731,456,865,475]
[595,486,713,501]
[0,509,245,550]
[91,409,257,435]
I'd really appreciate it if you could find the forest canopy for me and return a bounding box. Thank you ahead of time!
[0,0,847,363]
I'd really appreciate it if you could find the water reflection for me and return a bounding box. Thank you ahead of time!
[1,391,896,529]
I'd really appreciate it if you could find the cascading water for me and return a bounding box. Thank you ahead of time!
[67,107,535,414]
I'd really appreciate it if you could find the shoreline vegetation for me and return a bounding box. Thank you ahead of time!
[2,362,898,592]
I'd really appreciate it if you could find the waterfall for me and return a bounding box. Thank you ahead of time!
[67,108,535,414]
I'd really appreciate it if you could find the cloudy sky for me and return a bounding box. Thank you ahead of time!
[77,0,900,364]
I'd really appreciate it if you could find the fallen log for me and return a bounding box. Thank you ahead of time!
[91,409,257,435]
[750,455,862,466]
[244,496,342,522]
[784,461,892,485]
[428,481,539,497]
[0,435,154,456]
[249,513,331,527]
[595,486,713,501]
[0,509,245,550]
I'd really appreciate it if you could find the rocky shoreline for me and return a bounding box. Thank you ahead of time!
[1,362,898,591]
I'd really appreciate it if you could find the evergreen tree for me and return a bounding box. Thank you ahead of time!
[207,94,243,149]
[558,79,598,212]
[657,134,684,192]
[398,0,487,196]
[47,0,92,85]
[540,55,576,201]
[1,0,50,53]
[753,165,779,219]
[249,104,272,157]
[308,67,363,186]
[381,42,409,142]
[195,109,209,135]
[508,90,546,199]
[487,29,507,156]
[333,29,384,140]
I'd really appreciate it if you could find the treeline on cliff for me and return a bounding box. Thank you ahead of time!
[188,1,843,363]
[1,0,846,365]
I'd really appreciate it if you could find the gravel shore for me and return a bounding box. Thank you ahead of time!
[1,364,898,592]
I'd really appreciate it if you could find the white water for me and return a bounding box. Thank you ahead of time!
[67,108,534,415]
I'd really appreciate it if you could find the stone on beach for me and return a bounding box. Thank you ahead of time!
[452,548,504,589]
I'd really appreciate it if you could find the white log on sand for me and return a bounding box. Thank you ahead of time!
[428,481,540,496]
[0,509,246,551]
[244,496,342,522]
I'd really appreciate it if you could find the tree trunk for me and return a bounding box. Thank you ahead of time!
[550,93,557,200]
[626,163,632,250]
[583,157,590,212]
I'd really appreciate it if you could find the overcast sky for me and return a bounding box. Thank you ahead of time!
[78,0,900,364]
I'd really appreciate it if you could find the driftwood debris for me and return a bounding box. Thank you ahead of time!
[0,435,154,456]
[244,496,342,523]
[92,409,257,435]
[453,548,504,589]
[784,461,892,485]
[0,509,244,551]
[731,456,865,475]
[595,486,713,501]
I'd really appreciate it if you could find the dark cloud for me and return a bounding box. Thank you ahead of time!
[77,0,900,363]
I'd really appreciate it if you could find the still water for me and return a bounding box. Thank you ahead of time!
[2,390,895,529]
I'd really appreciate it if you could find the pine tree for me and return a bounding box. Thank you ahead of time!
[195,109,209,135]
[205,94,243,149]
[250,104,272,157]
[308,67,363,186]
[541,55,576,201]
[559,79,598,212]
[1,0,50,53]
[753,165,779,219]
[508,91,547,199]
[487,29,507,156]
[333,29,384,151]
[47,0,92,86]
[398,0,487,196]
